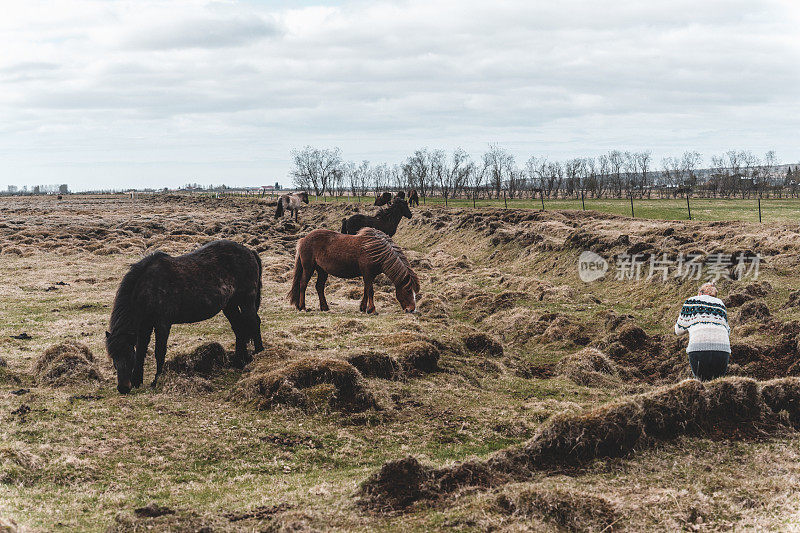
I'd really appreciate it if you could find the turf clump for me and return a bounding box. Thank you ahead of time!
[32,341,101,387]
[462,332,504,357]
[163,342,231,375]
[235,356,378,412]
[496,485,619,532]
[392,341,440,373]
[555,348,623,387]
[360,377,799,510]
[346,350,402,380]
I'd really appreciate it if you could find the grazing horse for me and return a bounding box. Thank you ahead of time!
[374,192,392,206]
[408,189,419,207]
[275,191,309,221]
[341,198,412,237]
[106,240,263,394]
[289,228,419,314]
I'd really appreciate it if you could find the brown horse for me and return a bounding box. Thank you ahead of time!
[289,228,419,314]
[408,189,419,207]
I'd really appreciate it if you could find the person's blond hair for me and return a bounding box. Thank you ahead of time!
[698,282,718,297]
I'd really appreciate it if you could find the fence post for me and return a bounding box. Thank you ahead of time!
[503,190,507,208]
[758,195,762,222]
[687,193,692,220]
[581,189,585,211]
[629,194,635,218]
[473,189,476,208]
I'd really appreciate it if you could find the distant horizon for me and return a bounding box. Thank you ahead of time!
[2,1,798,191]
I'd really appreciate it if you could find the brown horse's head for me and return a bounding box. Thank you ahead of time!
[298,191,310,204]
[106,330,136,393]
[396,278,420,313]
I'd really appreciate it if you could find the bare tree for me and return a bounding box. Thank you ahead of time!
[483,144,515,199]
[290,146,343,197]
[403,149,432,200]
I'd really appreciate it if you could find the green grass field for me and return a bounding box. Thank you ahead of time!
[308,195,800,222]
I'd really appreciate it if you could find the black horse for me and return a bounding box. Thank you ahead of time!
[106,240,263,394]
[408,189,419,207]
[374,192,392,206]
[341,198,412,237]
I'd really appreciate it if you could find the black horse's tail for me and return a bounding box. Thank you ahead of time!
[252,249,262,310]
[274,198,284,219]
[341,218,348,234]
[288,247,303,309]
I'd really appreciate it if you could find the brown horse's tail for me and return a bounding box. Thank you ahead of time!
[341,218,347,234]
[274,198,284,219]
[252,249,262,310]
[288,246,303,308]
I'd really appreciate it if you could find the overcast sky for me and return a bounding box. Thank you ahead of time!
[1,0,798,191]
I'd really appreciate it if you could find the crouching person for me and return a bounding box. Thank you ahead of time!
[675,282,731,381]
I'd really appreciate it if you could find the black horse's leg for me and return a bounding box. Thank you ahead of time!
[151,323,170,387]
[223,304,249,366]
[133,325,152,388]
[316,269,329,311]
[240,301,264,359]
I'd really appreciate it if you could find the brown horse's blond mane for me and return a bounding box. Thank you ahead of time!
[358,228,420,293]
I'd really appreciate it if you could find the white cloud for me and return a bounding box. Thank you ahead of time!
[0,0,798,190]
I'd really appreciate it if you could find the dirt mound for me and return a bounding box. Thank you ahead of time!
[32,342,102,387]
[0,365,21,385]
[108,506,235,532]
[235,357,378,412]
[726,292,753,307]
[358,456,435,511]
[555,348,624,387]
[0,443,40,486]
[163,342,233,375]
[496,485,619,532]
[542,315,589,345]
[0,517,19,532]
[615,323,648,351]
[788,290,800,307]
[346,350,402,380]
[391,341,440,374]
[743,281,772,298]
[360,377,797,510]
[415,296,450,319]
[736,300,770,324]
[462,333,504,357]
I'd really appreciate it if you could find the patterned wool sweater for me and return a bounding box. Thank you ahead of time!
[674,294,731,353]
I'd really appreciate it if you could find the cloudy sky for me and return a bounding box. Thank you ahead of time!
[1,0,799,191]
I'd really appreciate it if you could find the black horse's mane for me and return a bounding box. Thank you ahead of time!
[109,251,168,334]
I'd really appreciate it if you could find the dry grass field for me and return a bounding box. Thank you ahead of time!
[3,194,800,531]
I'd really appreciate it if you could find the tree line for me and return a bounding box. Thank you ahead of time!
[290,145,800,201]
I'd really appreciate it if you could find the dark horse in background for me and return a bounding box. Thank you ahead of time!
[374,191,405,206]
[289,228,419,314]
[408,189,419,207]
[106,240,263,394]
[374,192,392,206]
[275,191,309,221]
[341,197,412,237]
